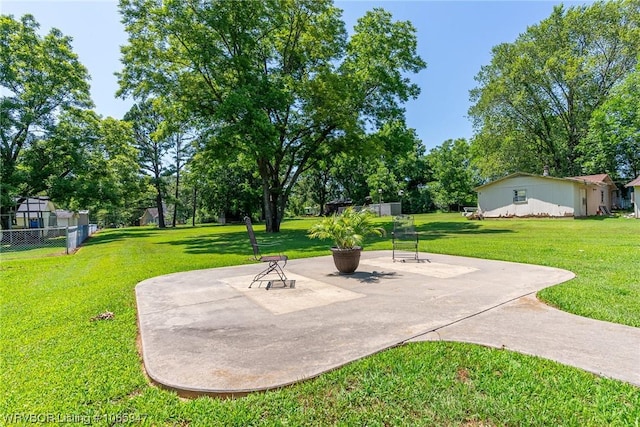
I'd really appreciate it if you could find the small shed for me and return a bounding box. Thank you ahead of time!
[140,208,160,226]
[55,209,79,228]
[78,210,90,226]
[625,176,640,218]
[475,172,616,218]
[140,204,171,226]
[15,197,57,229]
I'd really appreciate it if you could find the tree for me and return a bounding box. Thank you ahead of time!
[155,104,196,227]
[289,121,425,215]
[188,150,261,222]
[47,112,143,213]
[426,138,478,211]
[0,14,92,228]
[583,65,640,179]
[124,100,174,228]
[118,0,425,231]
[469,1,640,179]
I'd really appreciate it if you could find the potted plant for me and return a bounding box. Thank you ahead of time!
[308,207,385,274]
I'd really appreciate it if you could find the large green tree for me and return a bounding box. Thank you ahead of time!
[583,64,640,179]
[124,100,175,228]
[0,14,92,228]
[45,111,142,213]
[469,1,640,179]
[188,149,261,222]
[117,0,425,231]
[426,138,478,211]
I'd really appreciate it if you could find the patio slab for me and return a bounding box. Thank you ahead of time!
[135,251,639,397]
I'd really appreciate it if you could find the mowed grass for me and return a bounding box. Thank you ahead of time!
[1,214,639,426]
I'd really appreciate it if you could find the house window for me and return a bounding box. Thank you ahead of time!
[601,191,604,203]
[513,189,527,203]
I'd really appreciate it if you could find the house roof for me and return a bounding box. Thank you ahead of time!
[475,172,616,192]
[567,174,614,186]
[626,176,640,187]
[474,172,568,191]
[55,209,78,219]
[16,197,55,212]
[146,208,159,218]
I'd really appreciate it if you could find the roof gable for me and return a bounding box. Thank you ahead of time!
[626,176,640,187]
[55,209,78,219]
[16,197,56,212]
[476,172,616,191]
[475,172,569,191]
[567,174,614,186]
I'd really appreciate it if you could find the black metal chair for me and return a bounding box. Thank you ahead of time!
[392,215,419,262]
[244,216,294,290]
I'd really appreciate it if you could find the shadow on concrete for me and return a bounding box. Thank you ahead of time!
[327,270,400,284]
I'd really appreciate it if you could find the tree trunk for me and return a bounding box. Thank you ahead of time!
[172,168,180,227]
[191,186,197,227]
[0,206,12,230]
[262,183,281,233]
[156,192,166,228]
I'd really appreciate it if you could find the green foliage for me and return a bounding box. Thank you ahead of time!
[0,14,92,225]
[187,151,261,222]
[469,1,640,179]
[289,123,429,215]
[124,100,177,228]
[118,0,426,232]
[583,64,640,179]
[308,207,385,248]
[426,138,478,211]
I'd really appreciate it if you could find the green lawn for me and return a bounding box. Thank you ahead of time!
[1,214,639,426]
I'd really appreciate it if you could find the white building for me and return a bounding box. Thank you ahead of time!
[625,176,640,218]
[475,173,616,218]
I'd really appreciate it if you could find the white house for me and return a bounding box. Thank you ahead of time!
[626,176,640,218]
[475,173,616,218]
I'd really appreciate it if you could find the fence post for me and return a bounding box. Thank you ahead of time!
[66,226,70,254]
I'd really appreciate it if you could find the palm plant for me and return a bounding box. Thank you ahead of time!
[308,207,385,249]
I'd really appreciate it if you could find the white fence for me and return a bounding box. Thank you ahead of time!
[0,225,98,256]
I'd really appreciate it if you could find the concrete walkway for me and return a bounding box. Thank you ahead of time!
[135,251,640,397]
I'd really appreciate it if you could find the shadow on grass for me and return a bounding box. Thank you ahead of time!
[82,229,161,246]
[82,219,514,257]
[414,221,514,239]
[158,228,329,256]
[82,224,230,247]
[574,215,618,221]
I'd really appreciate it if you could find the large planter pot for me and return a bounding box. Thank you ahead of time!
[330,247,362,274]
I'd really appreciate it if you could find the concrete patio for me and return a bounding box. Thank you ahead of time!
[135,251,640,397]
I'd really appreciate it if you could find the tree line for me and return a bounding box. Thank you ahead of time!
[1,1,638,231]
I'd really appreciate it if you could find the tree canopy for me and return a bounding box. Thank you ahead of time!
[584,64,640,179]
[426,138,478,211]
[118,0,425,231]
[469,0,640,179]
[0,14,93,227]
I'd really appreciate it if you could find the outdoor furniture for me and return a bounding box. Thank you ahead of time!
[244,216,294,290]
[392,215,419,262]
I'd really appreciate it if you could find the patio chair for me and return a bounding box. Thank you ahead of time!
[392,215,419,262]
[244,216,294,290]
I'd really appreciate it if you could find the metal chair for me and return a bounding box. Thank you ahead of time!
[244,216,294,290]
[392,215,419,262]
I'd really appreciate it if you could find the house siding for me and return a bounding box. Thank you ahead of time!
[477,176,580,218]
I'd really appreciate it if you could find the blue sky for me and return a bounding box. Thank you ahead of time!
[3,0,591,151]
